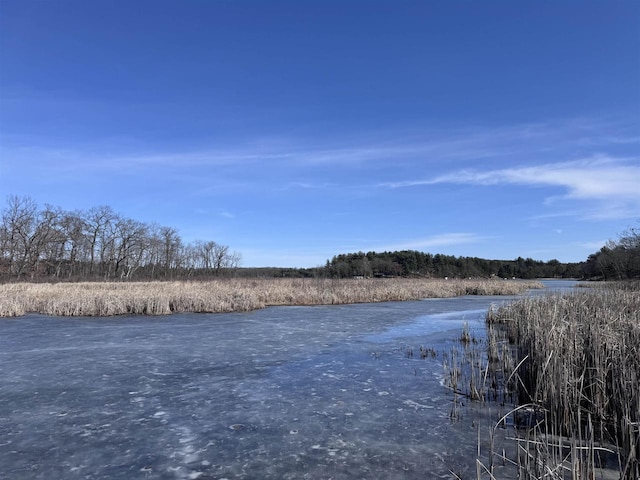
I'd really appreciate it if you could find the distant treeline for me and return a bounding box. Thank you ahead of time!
[0,196,240,281]
[320,227,640,280]
[321,250,583,279]
[229,253,584,280]
[290,227,640,281]
[2,195,637,282]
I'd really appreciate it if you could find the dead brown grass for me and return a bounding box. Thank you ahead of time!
[0,277,542,317]
[484,284,640,479]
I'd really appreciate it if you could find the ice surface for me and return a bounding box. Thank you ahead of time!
[0,282,574,479]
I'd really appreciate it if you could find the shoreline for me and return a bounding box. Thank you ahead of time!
[0,277,543,318]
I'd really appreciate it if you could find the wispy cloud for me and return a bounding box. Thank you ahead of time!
[6,116,636,174]
[280,117,639,167]
[367,233,487,253]
[382,156,640,220]
[3,117,638,217]
[277,181,341,191]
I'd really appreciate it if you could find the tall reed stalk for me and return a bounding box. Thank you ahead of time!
[483,284,640,479]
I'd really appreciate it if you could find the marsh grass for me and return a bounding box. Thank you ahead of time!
[0,278,542,317]
[480,284,640,479]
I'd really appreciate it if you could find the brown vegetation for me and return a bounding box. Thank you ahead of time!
[482,283,640,479]
[0,278,542,317]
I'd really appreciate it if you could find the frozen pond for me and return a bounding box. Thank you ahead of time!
[0,281,576,479]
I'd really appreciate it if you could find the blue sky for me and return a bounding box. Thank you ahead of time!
[1,1,639,267]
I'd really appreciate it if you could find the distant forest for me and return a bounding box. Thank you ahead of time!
[237,229,640,281]
[320,225,638,280]
[1,195,638,282]
[322,251,582,279]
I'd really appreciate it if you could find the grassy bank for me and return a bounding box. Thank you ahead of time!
[484,283,640,479]
[0,277,542,317]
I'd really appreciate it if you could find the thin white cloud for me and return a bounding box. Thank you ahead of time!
[7,116,635,174]
[382,156,640,220]
[3,117,638,218]
[368,233,486,253]
[277,181,341,191]
[192,208,236,219]
[282,118,638,167]
[453,158,637,199]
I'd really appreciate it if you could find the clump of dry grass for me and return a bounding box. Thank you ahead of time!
[484,284,640,479]
[0,278,542,317]
[0,283,27,317]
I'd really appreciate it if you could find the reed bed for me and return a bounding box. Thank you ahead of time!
[483,285,640,479]
[0,278,542,317]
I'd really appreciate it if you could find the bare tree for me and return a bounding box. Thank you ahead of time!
[36,205,68,277]
[110,217,149,280]
[160,226,182,276]
[60,210,90,278]
[1,195,39,278]
[183,240,240,275]
[0,196,56,279]
[0,196,240,281]
[85,206,116,277]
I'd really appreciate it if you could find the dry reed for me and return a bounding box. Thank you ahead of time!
[483,284,640,479]
[0,278,542,317]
